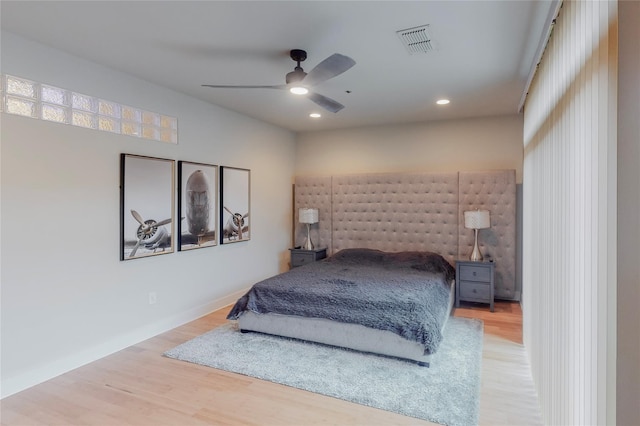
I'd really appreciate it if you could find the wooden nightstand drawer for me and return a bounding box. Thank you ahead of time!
[459,281,491,300]
[459,265,491,282]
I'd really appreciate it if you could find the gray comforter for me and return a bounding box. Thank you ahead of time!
[227,248,456,354]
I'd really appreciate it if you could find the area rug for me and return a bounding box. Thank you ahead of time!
[164,317,483,426]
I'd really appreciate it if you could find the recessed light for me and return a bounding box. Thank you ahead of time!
[290,86,309,95]
[309,113,321,118]
[436,99,450,105]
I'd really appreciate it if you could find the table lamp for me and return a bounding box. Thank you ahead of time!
[464,209,491,261]
[299,208,319,250]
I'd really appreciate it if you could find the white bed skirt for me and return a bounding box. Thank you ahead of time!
[236,280,456,366]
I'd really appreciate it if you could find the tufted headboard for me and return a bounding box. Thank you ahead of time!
[294,170,516,300]
[331,172,459,263]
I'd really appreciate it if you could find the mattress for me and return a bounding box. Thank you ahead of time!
[237,279,456,366]
[229,248,457,365]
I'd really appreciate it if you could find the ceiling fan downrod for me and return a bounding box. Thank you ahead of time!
[286,49,308,85]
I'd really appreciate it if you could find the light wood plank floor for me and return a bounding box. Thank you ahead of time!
[1,301,542,425]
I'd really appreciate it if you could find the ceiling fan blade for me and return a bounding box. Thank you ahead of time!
[303,54,356,87]
[202,84,287,90]
[308,92,345,113]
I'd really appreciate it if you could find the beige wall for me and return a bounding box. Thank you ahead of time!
[295,115,524,183]
[294,114,524,301]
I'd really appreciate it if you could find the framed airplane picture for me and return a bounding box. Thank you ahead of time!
[220,166,250,244]
[178,161,218,251]
[120,154,175,260]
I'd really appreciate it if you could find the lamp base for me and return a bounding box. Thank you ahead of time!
[302,223,314,250]
[469,228,483,261]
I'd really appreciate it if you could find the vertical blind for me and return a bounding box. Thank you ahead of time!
[522,1,617,425]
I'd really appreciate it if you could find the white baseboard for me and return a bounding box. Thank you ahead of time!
[0,288,248,399]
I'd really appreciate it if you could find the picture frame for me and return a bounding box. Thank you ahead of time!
[120,154,175,260]
[220,166,250,244]
[178,161,218,251]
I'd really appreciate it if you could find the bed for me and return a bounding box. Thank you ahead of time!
[227,248,456,366]
[227,170,516,366]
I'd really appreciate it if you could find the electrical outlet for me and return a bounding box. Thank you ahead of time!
[148,292,157,305]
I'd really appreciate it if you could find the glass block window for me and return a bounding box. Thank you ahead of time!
[122,121,141,137]
[42,103,69,123]
[142,111,159,126]
[72,92,97,113]
[99,116,119,133]
[42,85,67,105]
[2,74,178,144]
[121,105,141,122]
[6,75,37,99]
[99,100,120,118]
[6,95,37,117]
[141,125,159,140]
[72,110,97,129]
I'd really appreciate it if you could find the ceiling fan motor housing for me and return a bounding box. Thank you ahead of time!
[286,69,307,84]
[290,49,307,62]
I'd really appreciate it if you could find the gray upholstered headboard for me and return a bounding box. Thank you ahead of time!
[294,170,516,299]
[331,172,459,263]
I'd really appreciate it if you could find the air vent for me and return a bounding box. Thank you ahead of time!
[396,25,435,54]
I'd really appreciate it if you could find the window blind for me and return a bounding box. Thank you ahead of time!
[522,1,617,424]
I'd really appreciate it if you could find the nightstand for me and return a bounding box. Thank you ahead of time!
[455,260,495,312]
[289,247,327,268]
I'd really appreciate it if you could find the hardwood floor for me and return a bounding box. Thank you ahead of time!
[1,301,542,425]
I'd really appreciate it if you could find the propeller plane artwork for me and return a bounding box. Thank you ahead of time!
[203,49,356,113]
[128,210,172,257]
[223,206,249,241]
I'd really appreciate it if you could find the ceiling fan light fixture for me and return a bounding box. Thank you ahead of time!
[436,99,450,105]
[202,49,355,113]
[309,113,321,118]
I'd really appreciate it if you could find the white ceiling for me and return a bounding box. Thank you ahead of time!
[1,1,555,133]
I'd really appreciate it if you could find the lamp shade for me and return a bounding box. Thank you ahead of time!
[464,210,490,229]
[299,208,319,224]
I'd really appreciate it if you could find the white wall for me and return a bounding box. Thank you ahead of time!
[0,32,296,397]
[295,115,524,183]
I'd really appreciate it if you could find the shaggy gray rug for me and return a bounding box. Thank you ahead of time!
[164,317,483,426]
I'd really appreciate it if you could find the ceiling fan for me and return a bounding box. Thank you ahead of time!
[202,49,356,113]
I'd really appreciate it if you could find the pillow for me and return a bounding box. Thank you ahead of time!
[328,248,386,263]
[329,248,455,282]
